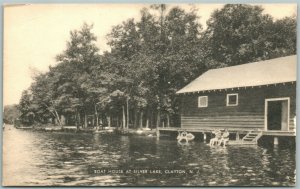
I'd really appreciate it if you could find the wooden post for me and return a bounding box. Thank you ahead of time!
[156,128,160,138]
[236,132,240,140]
[274,137,279,146]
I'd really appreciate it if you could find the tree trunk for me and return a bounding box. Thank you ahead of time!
[100,117,103,128]
[75,111,80,130]
[107,114,111,127]
[139,111,143,129]
[122,105,126,129]
[75,113,77,127]
[116,115,118,127]
[134,109,138,128]
[146,108,149,128]
[78,112,81,128]
[95,105,99,127]
[156,110,160,128]
[126,98,129,129]
[61,114,66,126]
[150,110,153,129]
[84,112,87,128]
[146,117,149,128]
[65,115,68,126]
[53,110,61,127]
[43,102,61,127]
[166,113,170,127]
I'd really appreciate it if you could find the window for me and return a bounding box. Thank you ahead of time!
[198,96,208,108]
[227,93,238,106]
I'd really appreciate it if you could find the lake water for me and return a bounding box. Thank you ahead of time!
[3,125,296,186]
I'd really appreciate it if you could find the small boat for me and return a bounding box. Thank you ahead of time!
[102,127,115,133]
[147,134,156,137]
[136,129,143,134]
[45,127,62,131]
[142,128,151,131]
[93,128,114,134]
[177,131,195,142]
[93,130,107,134]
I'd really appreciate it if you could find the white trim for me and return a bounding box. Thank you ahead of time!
[264,97,290,131]
[198,96,208,108]
[226,93,238,106]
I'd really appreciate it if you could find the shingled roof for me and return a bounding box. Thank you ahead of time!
[177,55,297,94]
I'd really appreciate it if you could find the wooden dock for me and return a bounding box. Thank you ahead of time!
[157,127,295,146]
[228,140,259,145]
[157,127,295,137]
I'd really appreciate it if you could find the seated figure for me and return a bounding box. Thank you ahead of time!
[218,129,230,147]
[210,129,221,146]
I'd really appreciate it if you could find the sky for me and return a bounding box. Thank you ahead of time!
[3,3,297,106]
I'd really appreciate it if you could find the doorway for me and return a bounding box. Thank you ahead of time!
[265,98,289,131]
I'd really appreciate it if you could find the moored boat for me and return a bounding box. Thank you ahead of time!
[177,131,195,142]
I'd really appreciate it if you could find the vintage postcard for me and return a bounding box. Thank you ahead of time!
[3,3,296,186]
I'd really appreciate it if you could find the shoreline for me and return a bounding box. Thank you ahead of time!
[14,125,158,136]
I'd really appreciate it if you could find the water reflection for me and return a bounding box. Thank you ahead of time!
[3,125,295,186]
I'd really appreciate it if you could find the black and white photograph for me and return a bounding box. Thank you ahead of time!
[2,3,297,186]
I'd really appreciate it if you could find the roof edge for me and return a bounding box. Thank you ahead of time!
[176,81,296,94]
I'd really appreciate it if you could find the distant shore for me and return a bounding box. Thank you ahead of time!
[14,124,157,136]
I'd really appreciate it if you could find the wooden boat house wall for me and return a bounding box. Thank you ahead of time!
[176,55,297,133]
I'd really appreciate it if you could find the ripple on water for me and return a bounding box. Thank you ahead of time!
[136,158,148,161]
[3,127,296,186]
[88,175,121,186]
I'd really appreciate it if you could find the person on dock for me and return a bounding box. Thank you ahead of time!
[210,129,222,146]
[219,129,230,147]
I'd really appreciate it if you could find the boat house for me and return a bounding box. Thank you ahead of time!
[175,55,296,137]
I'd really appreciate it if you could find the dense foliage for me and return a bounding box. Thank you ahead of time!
[3,104,21,124]
[203,4,296,67]
[16,4,296,128]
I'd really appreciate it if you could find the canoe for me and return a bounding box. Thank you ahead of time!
[177,131,195,142]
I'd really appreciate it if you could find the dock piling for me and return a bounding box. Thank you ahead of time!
[274,137,279,146]
[236,132,240,140]
[156,129,160,138]
[203,132,207,143]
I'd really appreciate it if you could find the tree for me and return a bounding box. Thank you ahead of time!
[3,104,21,124]
[18,90,35,125]
[17,4,296,130]
[264,16,296,58]
[29,72,61,125]
[203,4,296,67]
[55,23,101,127]
[106,5,205,128]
